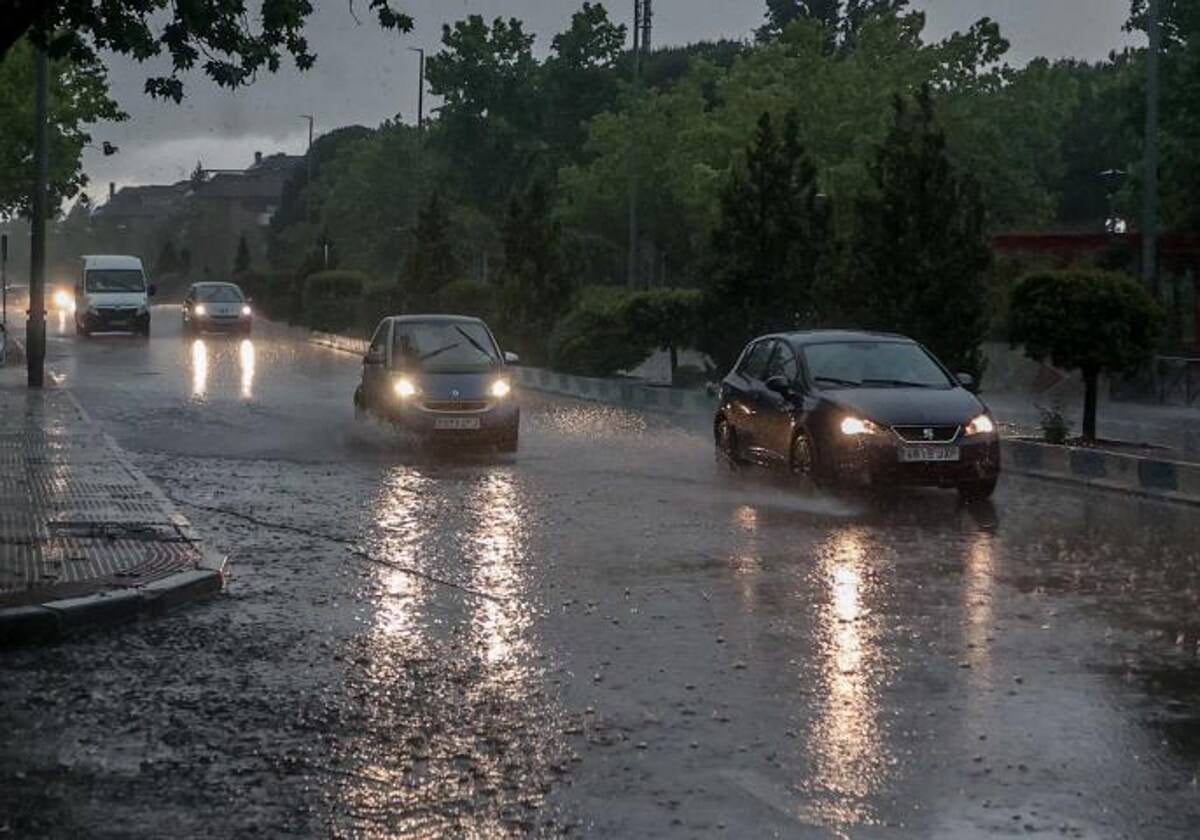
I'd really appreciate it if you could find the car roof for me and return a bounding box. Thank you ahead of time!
[81,255,144,271]
[770,329,915,347]
[387,314,486,325]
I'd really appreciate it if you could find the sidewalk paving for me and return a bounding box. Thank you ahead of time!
[0,365,225,644]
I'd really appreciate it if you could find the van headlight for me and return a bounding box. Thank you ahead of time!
[964,414,996,436]
[491,379,511,399]
[394,378,417,399]
[195,304,207,316]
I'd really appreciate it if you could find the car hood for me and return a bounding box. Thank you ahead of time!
[407,370,507,400]
[84,292,147,307]
[825,386,986,425]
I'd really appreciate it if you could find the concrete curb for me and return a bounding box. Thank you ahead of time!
[0,389,228,647]
[1002,438,1200,507]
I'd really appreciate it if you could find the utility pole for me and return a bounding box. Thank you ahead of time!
[627,0,644,289]
[300,115,315,228]
[1143,0,1161,296]
[642,0,654,50]
[27,46,49,388]
[409,47,426,130]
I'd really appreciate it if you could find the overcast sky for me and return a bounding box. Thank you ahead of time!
[80,0,1140,199]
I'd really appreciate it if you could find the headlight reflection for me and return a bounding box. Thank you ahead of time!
[191,339,208,399]
[239,339,256,400]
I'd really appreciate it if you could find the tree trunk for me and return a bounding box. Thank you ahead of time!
[1082,368,1099,443]
[668,343,678,386]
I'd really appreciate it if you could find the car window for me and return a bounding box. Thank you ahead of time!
[765,341,799,382]
[803,341,953,389]
[392,321,501,372]
[739,341,773,381]
[85,270,145,293]
[195,285,244,303]
[368,322,389,357]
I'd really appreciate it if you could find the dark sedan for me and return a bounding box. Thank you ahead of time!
[353,315,520,452]
[714,330,1000,499]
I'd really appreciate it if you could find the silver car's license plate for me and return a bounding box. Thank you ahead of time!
[435,417,481,431]
[899,445,960,463]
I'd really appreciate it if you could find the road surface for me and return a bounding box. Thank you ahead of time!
[2,306,1198,838]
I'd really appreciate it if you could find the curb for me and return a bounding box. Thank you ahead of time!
[0,389,228,647]
[1001,438,1200,507]
[511,365,716,417]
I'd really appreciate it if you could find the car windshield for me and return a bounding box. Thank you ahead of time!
[85,270,145,293]
[392,321,500,372]
[803,341,953,389]
[195,285,244,303]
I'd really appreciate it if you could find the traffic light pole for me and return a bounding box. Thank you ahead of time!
[27,46,48,388]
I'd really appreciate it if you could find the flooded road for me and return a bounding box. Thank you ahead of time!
[2,307,1198,838]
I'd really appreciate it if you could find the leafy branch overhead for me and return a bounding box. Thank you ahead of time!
[1,0,414,102]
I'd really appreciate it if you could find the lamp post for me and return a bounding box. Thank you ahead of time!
[408,48,426,130]
[27,46,49,388]
[1143,0,1161,296]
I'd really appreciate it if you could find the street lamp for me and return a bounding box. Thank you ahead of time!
[408,48,426,130]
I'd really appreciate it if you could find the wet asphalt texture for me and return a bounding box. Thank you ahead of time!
[2,307,1199,839]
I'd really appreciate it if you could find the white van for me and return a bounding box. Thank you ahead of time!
[75,255,156,337]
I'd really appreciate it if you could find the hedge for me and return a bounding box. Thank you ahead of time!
[301,270,368,333]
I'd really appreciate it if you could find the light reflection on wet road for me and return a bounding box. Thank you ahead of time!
[0,307,1198,837]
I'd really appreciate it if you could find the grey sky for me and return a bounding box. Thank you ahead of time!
[80,0,1140,199]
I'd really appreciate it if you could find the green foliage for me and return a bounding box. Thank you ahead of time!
[156,240,181,277]
[5,2,413,102]
[302,270,369,333]
[361,281,399,336]
[234,270,293,321]
[848,86,992,378]
[1010,269,1163,440]
[0,38,125,216]
[437,279,498,323]
[700,110,832,372]
[497,181,573,363]
[402,192,459,312]
[549,288,654,377]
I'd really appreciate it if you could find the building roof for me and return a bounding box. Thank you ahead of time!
[93,183,189,220]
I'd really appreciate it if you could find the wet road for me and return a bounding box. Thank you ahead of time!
[2,306,1200,838]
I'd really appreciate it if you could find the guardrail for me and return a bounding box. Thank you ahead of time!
[511,366,716,417]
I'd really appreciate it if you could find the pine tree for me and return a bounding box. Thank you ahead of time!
[234,234,252,273]
[849,85,992,377]
[700,110,833,371]
[497,181,572,362]
[402,191,459,312]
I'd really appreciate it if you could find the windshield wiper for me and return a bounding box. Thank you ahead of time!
[455,326,495,361]
[419,342,461,362]
[862,379,936,389]
[814,376,862,388]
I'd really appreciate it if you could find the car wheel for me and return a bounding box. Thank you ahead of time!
[791,430,833,487]
[353,386,367,421]
[958,477,998,501]
[715,416,743,468]
[76,323,90,338]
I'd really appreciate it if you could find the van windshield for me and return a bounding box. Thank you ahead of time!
[86,270,145,293]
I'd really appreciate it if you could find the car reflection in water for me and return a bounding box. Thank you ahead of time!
[188,337,256,401]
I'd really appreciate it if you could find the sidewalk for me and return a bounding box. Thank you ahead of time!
[0,366,225,644]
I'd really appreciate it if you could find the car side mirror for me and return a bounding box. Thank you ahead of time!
[765,375,793,396]
[504,351,520,365]
[147,284,157,297]
[956,372,976,391]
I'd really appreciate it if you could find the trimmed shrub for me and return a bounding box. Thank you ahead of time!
[301,270,368,333]
[549,287,652,377]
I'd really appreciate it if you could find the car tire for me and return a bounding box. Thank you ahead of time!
[139,323,151,339]
[76,323,89,338]
[353,386,367,421]
[958,477,998,501]
[715,415,743,469]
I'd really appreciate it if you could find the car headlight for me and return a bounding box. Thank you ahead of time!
[195,304,207,316]
[52,290,73,311]
[840,416,884,436]
[491,379,511,399]
[241,305,252,317]
[965,413,996,436]
[394,378,417,399]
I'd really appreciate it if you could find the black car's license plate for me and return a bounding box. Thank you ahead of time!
[899,445,960,463]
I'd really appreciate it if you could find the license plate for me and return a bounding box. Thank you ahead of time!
[899,445,960,463]
[434,417,481,431]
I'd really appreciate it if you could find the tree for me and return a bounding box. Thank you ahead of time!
[234,234,252,273]
[700,111,832,371]
[497,181,572,362]
[3,1,413,102]
[848,86,992,377]
[622,289,704,383]
[402,192,458,311]
[757,0,910,47]
[156,240,181,277]
[0,38,124,216]
[1010,270,1162,442]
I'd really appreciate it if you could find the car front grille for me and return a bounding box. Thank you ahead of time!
[422,400,489,413]
[892,425,961,443]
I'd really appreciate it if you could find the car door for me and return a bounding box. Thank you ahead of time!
[361,320,392,410]
[755,340,801,464]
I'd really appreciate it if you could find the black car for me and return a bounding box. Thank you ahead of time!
[714,330,1000,499]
